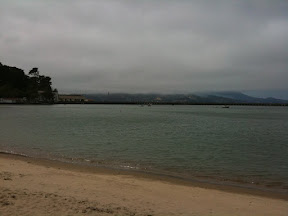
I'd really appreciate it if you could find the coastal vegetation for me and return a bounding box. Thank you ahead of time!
[0,62,54,103]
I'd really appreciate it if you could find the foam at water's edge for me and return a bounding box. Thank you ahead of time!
[1,149,287,201]
[0,150,30,158]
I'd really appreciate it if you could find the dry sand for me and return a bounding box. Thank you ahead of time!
[0,153,287,216]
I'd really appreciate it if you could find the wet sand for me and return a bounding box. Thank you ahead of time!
[0,153,287,216]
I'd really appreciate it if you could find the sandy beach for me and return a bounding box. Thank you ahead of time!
[0,153,287,216]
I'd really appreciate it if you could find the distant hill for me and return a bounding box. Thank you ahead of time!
[84,92,288,104]
[195,91,288,104]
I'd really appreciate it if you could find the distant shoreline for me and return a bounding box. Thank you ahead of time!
[0,102,287,106]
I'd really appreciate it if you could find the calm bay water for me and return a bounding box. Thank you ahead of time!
[1,105,288,191]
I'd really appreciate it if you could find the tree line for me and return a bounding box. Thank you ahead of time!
[0,62,54,103]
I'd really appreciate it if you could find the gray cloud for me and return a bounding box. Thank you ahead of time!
[1,0,288,94]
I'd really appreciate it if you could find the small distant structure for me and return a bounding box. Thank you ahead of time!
[53,89,59,102]
[58,94,88,103]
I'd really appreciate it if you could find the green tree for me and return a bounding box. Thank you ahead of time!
[28,67,39,77]
[27,68,53,102]
[0,63,28,98]
[0,62,55,103]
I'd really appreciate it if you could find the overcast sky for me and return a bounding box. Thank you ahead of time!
[1,0,288,97]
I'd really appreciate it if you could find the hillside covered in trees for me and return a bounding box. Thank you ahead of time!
[0,62,54,103]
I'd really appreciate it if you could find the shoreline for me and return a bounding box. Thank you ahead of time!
[1,152,288,215]
[1,152,287,201]
[1,152,287,215]
[1,103,288,106]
